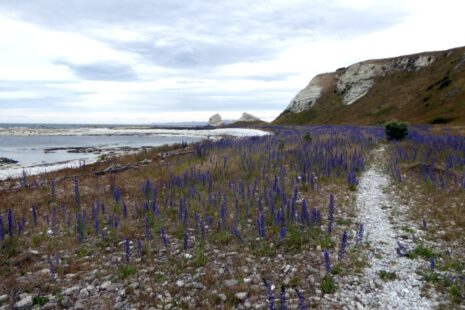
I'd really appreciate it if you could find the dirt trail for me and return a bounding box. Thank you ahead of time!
[324,146,443,309]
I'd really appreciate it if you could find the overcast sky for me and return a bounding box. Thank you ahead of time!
[1,0,464,124]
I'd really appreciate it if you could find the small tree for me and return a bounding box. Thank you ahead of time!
[385,120,408,140]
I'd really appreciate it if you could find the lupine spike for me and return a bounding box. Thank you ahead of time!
[279,286,287,310]
[323,250,332,273]
[338,231,348,259]
[295,288,307,310]
[125,238,131,263]
[263,279,276,310]
[7,208,13,236]
[145,216,151,240]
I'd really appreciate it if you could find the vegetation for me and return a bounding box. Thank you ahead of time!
[385,120,409,140]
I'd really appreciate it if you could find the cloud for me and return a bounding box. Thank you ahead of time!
[1,0,464,123]
[54,61,139,81]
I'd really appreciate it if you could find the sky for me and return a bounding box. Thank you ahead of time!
[0,0,464,124]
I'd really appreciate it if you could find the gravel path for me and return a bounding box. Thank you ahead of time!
[326,146,443,309]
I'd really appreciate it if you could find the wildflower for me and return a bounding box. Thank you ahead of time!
[280,286,287,310]
[429,258,435,271]
[183,231,189,251]
[73,176,80,207]
[323,250,332,273]
[0,214,4,241]
[161,227,169,248]
[338,231,348,259]
[295,288,308,310]
[7,208,13,236]
[263,279,276,310]
[125,238,131,263]
[32,205,38,227]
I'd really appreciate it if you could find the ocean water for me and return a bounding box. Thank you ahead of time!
[0,124,268,179]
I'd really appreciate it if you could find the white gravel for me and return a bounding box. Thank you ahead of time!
[330,146,443,309]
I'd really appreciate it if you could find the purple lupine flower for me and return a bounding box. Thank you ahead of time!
[194,212,200,235]
[356,223,364,244]
[429,258,435,271]
[300,200,309,225]
[161,227,169,248]
[311,208,321,225]
[32,205,38,227]
[73,176,80,207]
[0,214,4,241]
[17,221,23,235]
[295,288,307,310]
[323,250,332,273]
[45,212,50,226]
[327,194,334,234]
[422,218,428,230]
[7,208,13,236]
[113,217,118,230]
[278,223,286,241]
[279,286,287,310]
[125,238,131,263]
[220,202,227,229]
[338,231,348,259]
[183,231,189,251]
[232,224,243,242]
[122,202,128,219]
[145,216,151,240]
[137,240,142,258]
[263,279,276,310]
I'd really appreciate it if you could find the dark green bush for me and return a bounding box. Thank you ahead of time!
[385,120,408,140]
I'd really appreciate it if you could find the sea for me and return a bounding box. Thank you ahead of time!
[0,123,268,180]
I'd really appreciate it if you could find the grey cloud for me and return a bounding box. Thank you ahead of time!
[55,61,138,81]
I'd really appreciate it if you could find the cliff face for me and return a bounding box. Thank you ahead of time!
[275,46,465,125]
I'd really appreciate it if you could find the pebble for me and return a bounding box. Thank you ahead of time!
[14,295,33,309]
[63,285,80,296]
[235,292,248,301]
[223,279,238,287]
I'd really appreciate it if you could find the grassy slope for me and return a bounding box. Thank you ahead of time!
[274,46,465,125]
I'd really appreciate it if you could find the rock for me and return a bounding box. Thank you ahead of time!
[100,281,113,291]
[192,282,204,290]
[63,285,80,296]
[208,114,224,127]
[0,157,18,165]
[176,280,185,287]
[0,294,8,303]
[74,301,86,310]
[223,279,238,287]
[14,295,32,308]
[218,294,227,302]
[237,112,261,123]
[285,53,436,114]
[235,292,248,301]
[78,288,89,299]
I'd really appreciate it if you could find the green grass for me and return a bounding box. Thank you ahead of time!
[33,296,49,306]
[192,243,208,268]
[116,265,136,280]
[321,275,336,294]
[378,270,397,281]
[406,244,436,259]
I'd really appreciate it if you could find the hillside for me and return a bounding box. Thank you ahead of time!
[274,46,465,125]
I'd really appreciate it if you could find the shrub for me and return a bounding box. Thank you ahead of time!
[385,120,408,140]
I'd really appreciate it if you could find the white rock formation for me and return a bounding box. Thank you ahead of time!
[285,54,436,111]
[208,114,224,127]
[285,75,324,113]
[237,112,261,122]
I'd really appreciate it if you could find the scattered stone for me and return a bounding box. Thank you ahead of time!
[63,286,80,296]
[223,279,238,287]
[235,292,248,301]
[14,295,32,309]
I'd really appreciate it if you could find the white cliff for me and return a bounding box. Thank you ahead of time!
[285,54,436,111]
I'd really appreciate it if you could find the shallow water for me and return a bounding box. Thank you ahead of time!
[0,125,269,179]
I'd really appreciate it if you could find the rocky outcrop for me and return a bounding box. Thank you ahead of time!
[284,54,436,111]
[208,114,224,127]
[237,112,261,122]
